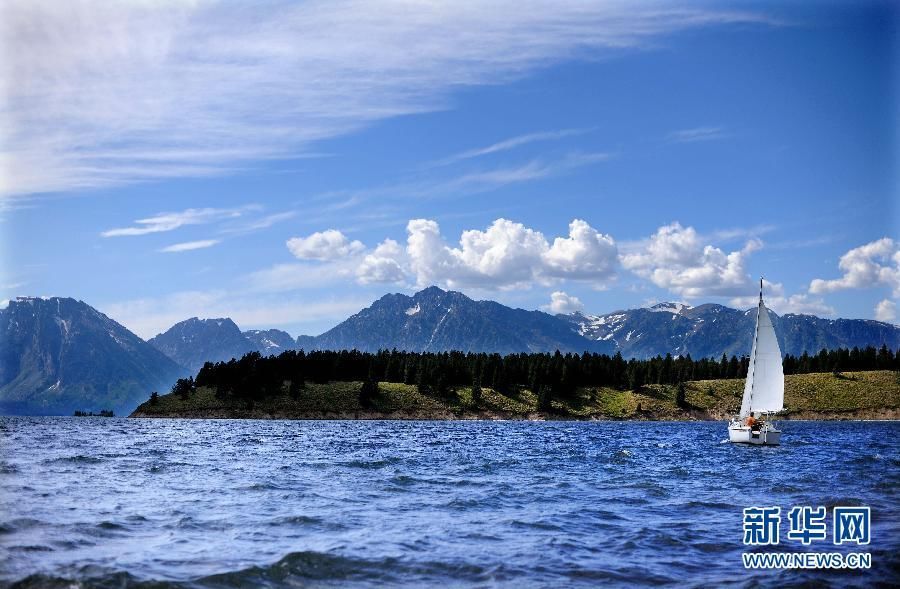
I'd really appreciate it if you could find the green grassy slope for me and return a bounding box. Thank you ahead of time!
[131,371,900,420]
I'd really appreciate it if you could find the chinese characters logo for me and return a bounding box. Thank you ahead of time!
[743,505,870,546]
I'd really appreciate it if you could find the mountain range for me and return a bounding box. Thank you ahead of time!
[295,286,615,356]
[2,288,898,415]
[561,301,900,360]
[150,286,899,366]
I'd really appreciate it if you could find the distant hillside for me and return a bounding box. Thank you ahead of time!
[296,286,615,355]
[561,302,900,359]
[0,297,186,415]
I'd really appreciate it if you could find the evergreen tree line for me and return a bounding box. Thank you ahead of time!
[165,345,900,403]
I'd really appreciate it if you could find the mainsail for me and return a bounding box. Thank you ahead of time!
[739,282,784,418]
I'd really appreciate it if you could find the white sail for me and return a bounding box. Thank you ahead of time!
[739,292,784,418]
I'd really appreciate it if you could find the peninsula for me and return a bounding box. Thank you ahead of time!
[131,370,899,421]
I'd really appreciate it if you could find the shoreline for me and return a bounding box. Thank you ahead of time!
[129,407,900,421]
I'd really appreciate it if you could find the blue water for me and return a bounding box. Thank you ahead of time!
[0,418,897,588]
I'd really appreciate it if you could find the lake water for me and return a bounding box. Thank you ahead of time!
[1,418,897,588]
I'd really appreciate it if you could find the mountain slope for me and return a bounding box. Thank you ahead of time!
[296,286,615,354]
[561,302,900,359]
[243,329,297,356]
[0,297,186,415]
[148,318,257,373]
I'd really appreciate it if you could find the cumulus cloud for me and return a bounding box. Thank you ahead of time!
[544,291,584,314]
[159,239,220,253]
[621,222,761,298]
[356,239,407,285]
[875,299,896,323]
[286,229,365,261]
[1,1,768,199]
[729,279,834,316]
[102,206,252,237]
[544,219,618,279]
[809,238,900,297]
[398,218,619,289]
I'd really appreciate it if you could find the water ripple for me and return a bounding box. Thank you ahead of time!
[0,418,897,588]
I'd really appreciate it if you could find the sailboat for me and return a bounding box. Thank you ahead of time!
[728,279,784,445]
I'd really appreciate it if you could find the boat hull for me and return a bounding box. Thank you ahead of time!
[728,423,781,446]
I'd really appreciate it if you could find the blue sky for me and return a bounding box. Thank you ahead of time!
[2,0,898,338]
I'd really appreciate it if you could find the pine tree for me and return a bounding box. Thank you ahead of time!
[289,376,304,399]
[537,384,552,412]
[629,363,644,391]
[172,376,195,399]
[471,374,482,405]
[676,381,688,409]
[360,366,379,409]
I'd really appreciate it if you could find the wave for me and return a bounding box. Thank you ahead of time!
[4,551,503,588]
[335,457,402,469]
[42,454,104,465]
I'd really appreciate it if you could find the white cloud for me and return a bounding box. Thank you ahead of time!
[622,222,760,297]
[544,291,584,314]
[666,126,726,143]
[159,239,220,253]
[875,299,896,323]
[102,206,252,237]
[286,229,365,261]
[809,238,900,297]
[363,217,618,289]
[1,1,768,198]
[356,239,407,285]
[544,219,618,279]
[221,211,298,235]
[730,279,834,316]
[435,153,611,195]
[431,128,591,166]
[731,292,835,316]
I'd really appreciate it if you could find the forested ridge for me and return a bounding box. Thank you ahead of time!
[159,345,900,411]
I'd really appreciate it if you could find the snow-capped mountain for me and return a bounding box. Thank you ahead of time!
[561,302,900,359]
[296,286,615,354]
[243,329,297,356]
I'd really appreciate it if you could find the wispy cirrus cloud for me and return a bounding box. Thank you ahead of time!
[2,1,771,201]
[666,126,727,143]
[430,128,593,167]
[435,152,612,196]
[220,211,298,235]
[101,206,256,237]
[159,239,221,253]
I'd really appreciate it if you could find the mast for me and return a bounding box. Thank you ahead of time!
[744,277,763,418]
